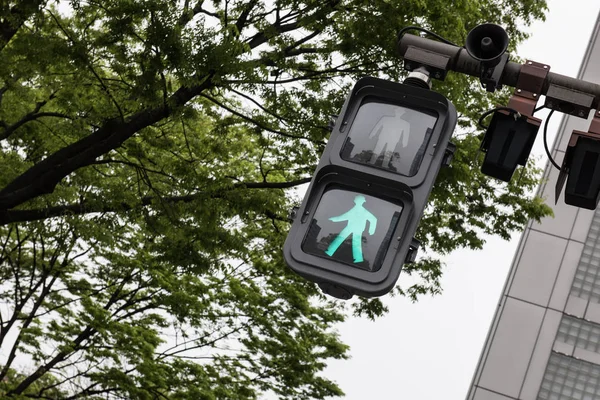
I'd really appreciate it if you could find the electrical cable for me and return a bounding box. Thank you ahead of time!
[543,109,562,170]
[478,107,521,130]
[397,26,458,47]
[533,105,545,115]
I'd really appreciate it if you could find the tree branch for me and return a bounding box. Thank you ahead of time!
[6,326,96,395]
[157,322,251,360]
[229,88,294,124]
[91,158,177,181]
[179,1,219,27]
[0,270,62,382]
[6,269,130,396]
[0,2,337,212]
[0,74,215,211]
[227,61,384,85]
[0,177,311,225]
[246,21,300,50]
[0,112,72,141]
[0,84,9,107]
[64,387,119,400]
[49,11,125,121]
[245,0,341,51]
[235,0,259,33]
[200,93,321,143]
[0,235,43,348]
[0,0,46,51]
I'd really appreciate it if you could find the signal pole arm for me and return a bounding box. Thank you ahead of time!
[397,33,600,111]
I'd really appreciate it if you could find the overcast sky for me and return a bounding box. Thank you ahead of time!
[323,1,600,399]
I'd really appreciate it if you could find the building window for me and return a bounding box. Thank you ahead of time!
[571,211,600,303]
[538,352,600,399]
[556,315,600,353]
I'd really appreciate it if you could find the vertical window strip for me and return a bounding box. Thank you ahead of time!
[556,315,600,354]
[570,211,600,302]
[538,352,600,399]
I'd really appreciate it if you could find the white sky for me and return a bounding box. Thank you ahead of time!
[323,1,600,399]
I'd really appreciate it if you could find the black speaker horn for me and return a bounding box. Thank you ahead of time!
[466,23,509,67]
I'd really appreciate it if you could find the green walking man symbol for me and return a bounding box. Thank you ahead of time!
[325,195,378,263]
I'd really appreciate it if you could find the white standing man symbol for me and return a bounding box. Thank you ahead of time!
[368,108,411,168]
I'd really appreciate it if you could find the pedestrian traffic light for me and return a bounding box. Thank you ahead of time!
[284,76,457,299]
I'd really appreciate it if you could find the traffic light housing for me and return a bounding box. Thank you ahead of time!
[556,110,600,210]
[564,136,600,209]
[480,111,540,181]
[283,76,457,299]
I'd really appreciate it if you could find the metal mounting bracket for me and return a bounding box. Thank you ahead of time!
[507,60,549,116]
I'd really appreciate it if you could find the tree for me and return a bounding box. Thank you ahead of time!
[0,0,549,398]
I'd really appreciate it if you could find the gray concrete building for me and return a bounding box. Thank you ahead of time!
[466,12,600,400]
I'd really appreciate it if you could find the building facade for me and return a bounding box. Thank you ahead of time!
[466,13,600,400]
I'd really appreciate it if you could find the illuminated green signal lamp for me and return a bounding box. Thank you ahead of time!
[283,76,457,299]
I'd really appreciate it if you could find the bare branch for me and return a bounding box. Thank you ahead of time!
[200,93,320,143]
[158,322,251,360]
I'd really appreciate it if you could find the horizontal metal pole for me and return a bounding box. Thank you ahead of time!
[397,34,600,109]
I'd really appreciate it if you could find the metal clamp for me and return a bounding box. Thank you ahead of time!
[479,53,509,92]
[507,60,549,116]
[405,238,421,264]
[494,59,549,133]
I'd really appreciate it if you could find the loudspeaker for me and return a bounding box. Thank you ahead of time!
[465,23,509,67]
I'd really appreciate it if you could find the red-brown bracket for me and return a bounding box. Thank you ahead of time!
[505,60,550,118]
